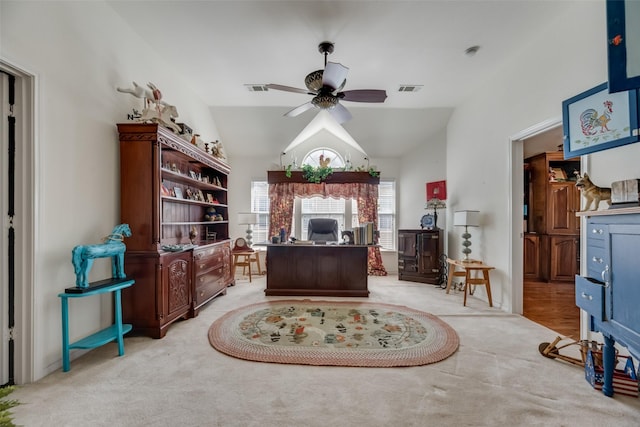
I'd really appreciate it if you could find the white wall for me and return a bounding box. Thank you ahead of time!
[1,1,221,380]
[445,1,640,311]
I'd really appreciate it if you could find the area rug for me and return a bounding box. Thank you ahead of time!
[208,300,459,367]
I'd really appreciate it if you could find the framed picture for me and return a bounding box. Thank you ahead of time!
[173,187,183,199]
[562,82,639,158]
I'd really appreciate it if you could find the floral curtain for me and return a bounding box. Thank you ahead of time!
[268,181,387,276]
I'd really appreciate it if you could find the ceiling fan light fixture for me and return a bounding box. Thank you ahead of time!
[312,94,338,109]
[305,70,324,92]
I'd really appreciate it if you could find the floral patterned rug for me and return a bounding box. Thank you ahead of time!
[208,300,459,367]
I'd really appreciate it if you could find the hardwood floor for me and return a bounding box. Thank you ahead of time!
[523,280,580,340]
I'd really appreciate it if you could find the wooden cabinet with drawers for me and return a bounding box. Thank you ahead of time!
[118,123,234,338]
[398,229,443,284]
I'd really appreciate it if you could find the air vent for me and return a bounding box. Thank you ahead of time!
[244,84,269,92]
[398,85,423,92]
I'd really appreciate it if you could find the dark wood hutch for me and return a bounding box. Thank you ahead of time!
[118,123,234,338]
[524,151,580,282]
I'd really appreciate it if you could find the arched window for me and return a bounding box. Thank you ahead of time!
[301,148,344,169]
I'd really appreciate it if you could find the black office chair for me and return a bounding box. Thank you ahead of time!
[307,218,339,242]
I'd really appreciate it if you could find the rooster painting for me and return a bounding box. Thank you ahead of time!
[580,100,613,136]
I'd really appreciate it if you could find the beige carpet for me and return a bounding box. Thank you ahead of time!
[208,299,459,366]
[10,275,640,426]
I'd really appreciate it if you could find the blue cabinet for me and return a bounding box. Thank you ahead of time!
[576,209,640,396]
[607,0,640,93]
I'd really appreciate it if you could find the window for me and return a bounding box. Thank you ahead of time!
[250,179,396,250]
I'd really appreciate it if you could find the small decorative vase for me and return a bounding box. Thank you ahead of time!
[189,226,198,244]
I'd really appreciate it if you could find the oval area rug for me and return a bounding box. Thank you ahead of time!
[208,300,459,367]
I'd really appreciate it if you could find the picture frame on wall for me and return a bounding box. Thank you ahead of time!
[562,82,639,159]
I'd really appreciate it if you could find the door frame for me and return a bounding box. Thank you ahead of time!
[508,117,562,315]
[0,58,36,384]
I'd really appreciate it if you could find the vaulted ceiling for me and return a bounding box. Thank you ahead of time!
[107,0,574,158]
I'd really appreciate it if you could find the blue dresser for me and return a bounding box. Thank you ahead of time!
[576,208,640,396]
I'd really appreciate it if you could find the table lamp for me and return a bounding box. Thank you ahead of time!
[453,210,480,262]
[237,213,259,247]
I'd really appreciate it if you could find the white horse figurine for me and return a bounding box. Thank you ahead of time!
[140,103,181,133]
[71,224,132,288]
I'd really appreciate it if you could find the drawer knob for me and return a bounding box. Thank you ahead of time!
[592,256,603,263]
[581,292,593,301]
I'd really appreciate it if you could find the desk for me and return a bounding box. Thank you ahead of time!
[446,259,494,307]
[266,244,369,297]
[59,278,134,372]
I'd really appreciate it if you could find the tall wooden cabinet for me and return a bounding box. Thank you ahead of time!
[524,152,580,282]
[398,229,443,284]
[118,123,234,338]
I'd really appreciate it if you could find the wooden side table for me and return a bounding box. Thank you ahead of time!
[232,251,262,282]
[59,278,134,372]
[445,258,494,307]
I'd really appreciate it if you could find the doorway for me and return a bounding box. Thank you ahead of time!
[515,124,580,339]
[0,60,35,385]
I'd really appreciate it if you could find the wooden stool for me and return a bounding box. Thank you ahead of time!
[232,251,262,282]
[446,258,494,307]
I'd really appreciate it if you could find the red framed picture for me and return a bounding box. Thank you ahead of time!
[426,180,446,201]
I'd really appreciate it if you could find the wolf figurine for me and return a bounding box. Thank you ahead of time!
[575,173,611,211]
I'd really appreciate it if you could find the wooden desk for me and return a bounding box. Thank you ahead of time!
[446,258,494,307]
[266,244,369,297]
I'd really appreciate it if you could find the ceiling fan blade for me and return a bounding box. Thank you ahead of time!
[266,84,315,95]
[339,89,388,103]
[322,62,349,91]
[284,101,315,117]
[328,103,352,124]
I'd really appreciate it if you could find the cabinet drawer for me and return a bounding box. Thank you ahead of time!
[586,245,606,279]
[575,275,605,321]
[195,266,226,305]
[586,223,606,247]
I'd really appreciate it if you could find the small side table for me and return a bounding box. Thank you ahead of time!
[445,258,494,307]
[59,278,135,372]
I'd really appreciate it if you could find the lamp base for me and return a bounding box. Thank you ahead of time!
[245,227,253,247]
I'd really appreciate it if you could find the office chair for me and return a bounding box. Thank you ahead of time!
[307,218,339,242]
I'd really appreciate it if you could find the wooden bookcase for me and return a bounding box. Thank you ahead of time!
[118,123,233,338]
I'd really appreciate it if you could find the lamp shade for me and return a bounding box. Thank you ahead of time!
[237,212,259,225]
[453,210,480,227]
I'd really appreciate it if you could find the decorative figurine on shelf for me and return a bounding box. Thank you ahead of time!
[575,172,612,211]
[71,224,131,288]
[189,226,198,244]
[210,140,227,161]
[116,81,181,133]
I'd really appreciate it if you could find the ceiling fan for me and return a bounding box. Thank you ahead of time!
[266,42,387,124]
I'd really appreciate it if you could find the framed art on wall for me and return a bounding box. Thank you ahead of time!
[562,82,639,158]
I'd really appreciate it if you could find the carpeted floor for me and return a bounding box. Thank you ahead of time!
[10,274,640,426]
[208,299,459,366]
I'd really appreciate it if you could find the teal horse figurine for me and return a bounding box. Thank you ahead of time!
[71,224,132,288]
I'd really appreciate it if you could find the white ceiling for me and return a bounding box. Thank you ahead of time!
[107,0,573,159]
